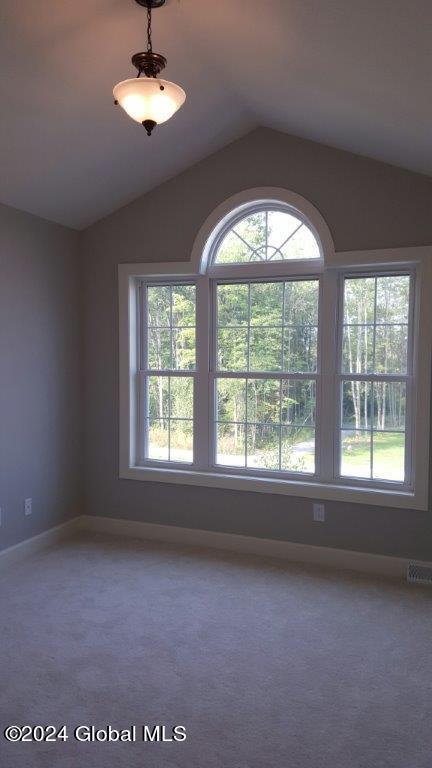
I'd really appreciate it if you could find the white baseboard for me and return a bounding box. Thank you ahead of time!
[0,516,81,573]
[77,515,423,579]
[3,514,427,581]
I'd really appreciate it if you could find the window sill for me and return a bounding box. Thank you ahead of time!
[119,465,426,510]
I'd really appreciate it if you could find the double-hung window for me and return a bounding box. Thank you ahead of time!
[213,277,319,474]
[142,283,196,464]
[338,273,412,484]
[120,191,431,509]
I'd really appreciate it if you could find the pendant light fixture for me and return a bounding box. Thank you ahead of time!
[113,0,186,136]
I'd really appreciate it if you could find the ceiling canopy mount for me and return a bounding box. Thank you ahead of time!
[135,0,166,8]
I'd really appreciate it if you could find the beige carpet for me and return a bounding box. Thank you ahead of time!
[1,532,431,768]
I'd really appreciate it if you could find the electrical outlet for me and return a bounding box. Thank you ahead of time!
[313,503,325,522]
[24,498,32,516]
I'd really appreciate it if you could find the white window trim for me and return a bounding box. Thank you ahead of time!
[119,188,432,510]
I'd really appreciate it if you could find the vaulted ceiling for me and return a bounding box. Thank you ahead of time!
[0,0,431,229]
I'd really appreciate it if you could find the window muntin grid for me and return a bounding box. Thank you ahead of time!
[215,377,316,473]
[339,274,411,483]
[214,278,319,475]
[213,207,321,264]
[143,283,196,464]
[216,279,319,374]
[147,284,196,371]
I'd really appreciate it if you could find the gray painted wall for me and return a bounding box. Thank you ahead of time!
[0,203,82,551]
[82,128,432,561]
[2,127,431,560]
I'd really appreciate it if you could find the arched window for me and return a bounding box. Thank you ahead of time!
[119,189,430,510]
[205,201,322,475]
[212,204,321,264]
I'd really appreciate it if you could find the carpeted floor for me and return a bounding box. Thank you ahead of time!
[1,532,431,768]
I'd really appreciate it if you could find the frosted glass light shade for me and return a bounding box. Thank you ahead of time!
[113,77,186,125]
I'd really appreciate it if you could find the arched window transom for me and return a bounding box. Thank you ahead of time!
[213,204,321,265]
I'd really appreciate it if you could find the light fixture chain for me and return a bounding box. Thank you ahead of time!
[147,2,153,52]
